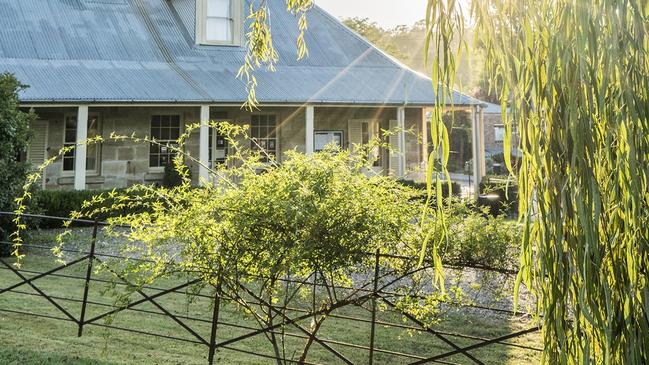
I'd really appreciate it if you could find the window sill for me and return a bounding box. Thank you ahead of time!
[61,171,100,177]
[197,41,241,47]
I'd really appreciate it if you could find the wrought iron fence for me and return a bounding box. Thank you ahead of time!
[0,211,541,364]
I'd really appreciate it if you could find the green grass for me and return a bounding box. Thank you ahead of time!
[0,253,541,365]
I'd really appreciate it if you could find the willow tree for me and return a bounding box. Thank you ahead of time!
[423,0,649,363]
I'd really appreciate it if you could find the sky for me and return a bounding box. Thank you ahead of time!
[315,0,428,28]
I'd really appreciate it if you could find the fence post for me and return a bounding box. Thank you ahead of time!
[368,249,380,365]
[78,218,98,337]
[208,281,222,365]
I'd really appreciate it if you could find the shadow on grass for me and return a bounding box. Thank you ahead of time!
[0,347,118,365]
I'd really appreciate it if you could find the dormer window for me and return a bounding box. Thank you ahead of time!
[197,0,242,46]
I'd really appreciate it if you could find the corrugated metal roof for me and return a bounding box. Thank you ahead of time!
[483,102,509,114]
[0,0,482,106]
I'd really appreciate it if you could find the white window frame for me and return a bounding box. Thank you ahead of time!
[314,130,344,152]
[149,113,184,173]
[494,124,505,143]
[62,113,101,176]
[208,119,233,168]
[196,0,243,46]
[250,113,279,163]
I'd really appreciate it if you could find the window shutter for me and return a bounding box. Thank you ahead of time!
[388,119,401,176]
[347,120,363,152]
[27,120,49,189]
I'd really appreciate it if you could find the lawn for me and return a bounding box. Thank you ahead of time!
[0,246,541,365]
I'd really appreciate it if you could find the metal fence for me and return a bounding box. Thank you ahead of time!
[0,212,541,365]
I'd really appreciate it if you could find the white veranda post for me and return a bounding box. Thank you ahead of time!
[199,105,210,185]
[305,106,314,155]
[471,105,486,199]
[397,107,406,178]
[74,105,89,190]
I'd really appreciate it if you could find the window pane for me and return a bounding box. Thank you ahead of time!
[495,126,505,142]
[65,117,77,143]
[63,157,74,171]
[160,127,169,140]
[315,132,343,151]
[361,122,370,144]
[151,115,161,128]
[207,0,230,17]
[65,129,76,143]
[150,115,181,168]
[86,156,96,171]
[170,115,181,127]
[160,115,170,128]
[206,17,232,42]
[88,117,99,137]
[65,117,77,130]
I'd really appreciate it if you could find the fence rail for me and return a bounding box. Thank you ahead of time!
[0,211,541,364]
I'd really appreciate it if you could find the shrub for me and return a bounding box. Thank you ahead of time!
[441,200,520,271]
[479,175,518,217]
[16,124,521,359]
[31,189,156,228]
[162,162,191,188]
[398,179,461,199]
[0,74,35,256]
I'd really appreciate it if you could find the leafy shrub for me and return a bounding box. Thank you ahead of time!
[85,148,424,280]
[8,123,523,358]
[0,74,35,256]
[162,162,191,188]
[440,200,520,271]
[398,179,461,198]
[479,175,518,217]
[31,189,155,228]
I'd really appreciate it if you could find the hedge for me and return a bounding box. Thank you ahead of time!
[30,189,156,228]
[478,175,518,217]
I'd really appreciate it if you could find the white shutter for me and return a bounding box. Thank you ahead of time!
[347,119,363,152]
[27,120,49,189]
[388,119,401,176]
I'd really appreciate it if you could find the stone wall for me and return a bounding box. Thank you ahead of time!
[30,106,426,190]
[483,112,502,153]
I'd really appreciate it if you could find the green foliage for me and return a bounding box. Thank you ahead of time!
[32,190,101,225]
[427,0,649,362]
[8,121,522,359]
[162,162,190,188]
[441,200,519,271]
[479,175,518,217]
[29,189,153,228]
[0,73,35,256]
[83,142,425,284]
[398,179,461,198]
[442,111,472,172]
[342,17,484,92]
[238,0,313,109]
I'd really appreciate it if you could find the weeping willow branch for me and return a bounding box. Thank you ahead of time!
[428,0,649,363]
[238,0,313,110]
